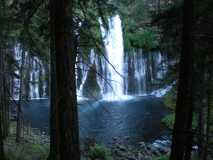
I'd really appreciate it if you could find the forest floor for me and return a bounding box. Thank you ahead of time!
[4,122,49,160]
[4,122,171,160]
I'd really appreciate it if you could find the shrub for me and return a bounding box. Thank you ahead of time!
[88,144,112,160]
[162,113,175,129]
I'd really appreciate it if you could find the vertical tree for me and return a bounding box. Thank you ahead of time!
[0,47,5,160]
[0,0,6,158]
[49,0,80,159]
[16,46,25,143]
[0,123,4,160]
[169,0,194,160]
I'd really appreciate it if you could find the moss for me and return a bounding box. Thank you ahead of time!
[162,113,175,129]
[88,144,112,160]
[6,143,49,160]
[163,87,176,110]
[5,122,49,160]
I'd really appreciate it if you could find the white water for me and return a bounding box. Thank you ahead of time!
[13,15,170,101]
[13,45,22,100]
[13,45,47,100]
[29,57,41,99]
[100,15,127,100]
[75,14,170,101]
[76,49,100,100]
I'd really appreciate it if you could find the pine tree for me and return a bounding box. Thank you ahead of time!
[49,0,80,159]
[170,0,194,159]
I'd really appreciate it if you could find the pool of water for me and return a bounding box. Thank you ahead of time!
[15,96,170,146]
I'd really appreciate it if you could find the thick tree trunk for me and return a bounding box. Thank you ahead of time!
[0,20,6,158]
[49,0,80,159]
[0,116,5,160]
[169,0,194,160]
[0,41,5,160]
[49,12,59,159]
[0,47,5,160]
[2,69,9,139]
[0,2,8,157]
[197,62,207,160]
[203,74,212,160]
[0,48,9,139]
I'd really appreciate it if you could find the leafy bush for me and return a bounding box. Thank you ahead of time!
[162,113,175,129]
[163,87,176,110]
[124,28,159,51]
[88,144,112,160]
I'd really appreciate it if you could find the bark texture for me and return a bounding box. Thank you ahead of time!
[49,0,80,159]
[169,0,194,159]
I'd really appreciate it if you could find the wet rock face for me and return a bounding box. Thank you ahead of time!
[82,64,102,99]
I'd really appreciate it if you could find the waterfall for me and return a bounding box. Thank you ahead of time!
[12,44,48,100]
[29,57,44,99]
[76,14,169,100]
[13,45,22,100]
[100,15,126,100]
[124,50,167,95]
[76,50,98,100]
[12,15,169,101]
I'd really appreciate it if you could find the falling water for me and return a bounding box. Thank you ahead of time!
[13,45,22,100]
[12,15,169,101]
[12,44,48,100]
[75,15,169,101]
[76,49,101,100]
[29,57,43,99]
[100,15,126,100]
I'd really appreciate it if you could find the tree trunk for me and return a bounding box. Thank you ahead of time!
[203,72,212,160]
[169,0,194,160]
[0,122,4,160]
[24,56,30,100]
[0,47,9,139]
[16,47,25,143]
[49,0,80,159]
[0,11,6,156]
[0,46,5,160]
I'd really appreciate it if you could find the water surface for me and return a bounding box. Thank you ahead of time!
[20,96,170,146]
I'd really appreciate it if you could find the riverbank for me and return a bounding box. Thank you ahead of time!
[6,96,174,160]
[4,122,171,160]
